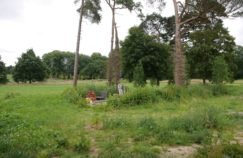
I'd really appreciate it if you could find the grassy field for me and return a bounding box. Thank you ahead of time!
[0,80,243,158]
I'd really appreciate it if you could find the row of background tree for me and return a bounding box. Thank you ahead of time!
[0,40,243,84]
[0,50,107,84]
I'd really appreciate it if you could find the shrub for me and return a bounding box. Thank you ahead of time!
[210,84,228,96]
[63,84,116,105]
[161,85,183,101]
[107,87,159,107]
[186,84,213,98]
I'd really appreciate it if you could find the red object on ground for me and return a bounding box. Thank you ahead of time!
[86,91,96,101]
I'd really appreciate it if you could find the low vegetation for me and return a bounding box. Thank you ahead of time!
[0,80,243,157]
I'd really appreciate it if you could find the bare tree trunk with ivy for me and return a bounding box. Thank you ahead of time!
[73,0,85,88]
[173,0,185,86]
[114,23,120,87]
[107,3,116,86]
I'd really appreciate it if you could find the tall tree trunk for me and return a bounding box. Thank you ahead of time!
[173,0,185,86]
[114,23,120,88]
[107,7,116,86]
[73,0,85,88]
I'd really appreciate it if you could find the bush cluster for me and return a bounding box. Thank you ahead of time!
[133,106,228,145]
[107,84,229,107]
[107,87,159,107]
[63,84,116,106]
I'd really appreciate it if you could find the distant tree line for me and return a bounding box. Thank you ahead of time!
[0,56,8,84]
[42,50,107,80]
[0,49,107,84]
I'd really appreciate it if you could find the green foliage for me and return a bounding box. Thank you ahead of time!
[107,84,230,108]
[0,57,8,84]
[135,117,160,141]
[212,56,230,84]
[133,62,146,87]
[102,117,130,129]
[132,106,228,146]
[0,80,243,157]
[74,135,90,153]
[235,45,243,79]
[43,51,107,79]
[62,88,87,107]
[132,145,159,158]
[52,132,69,148]
[196,144,243,158]
[211,84,229,96]
[160,85,183,101]
[42,50,76,79]
[107,87,158,107]
[82,0,102,23]
[0,113,49,158]
[13,49,47,83]
[3,92,20,100]
[186,20,235,82]
[80,53,108,79]
[121,27,170,84]
[137,117,158,132]
[169,106,226,132]
[63,83,116,105]
[98,148,132,158]
[140,13,175,43]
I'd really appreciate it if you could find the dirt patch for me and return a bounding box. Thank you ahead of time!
[160,144,200,158]
[90,138,99,157]
[235,131,243,145]
[84,123,103,131]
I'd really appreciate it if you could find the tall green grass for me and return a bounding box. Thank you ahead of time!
[107,84,230,108]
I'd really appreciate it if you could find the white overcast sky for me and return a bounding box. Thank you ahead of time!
[0,0,243,66]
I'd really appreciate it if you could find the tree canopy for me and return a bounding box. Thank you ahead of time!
[235,45,243,79]
[42,51,107,80]
[0,56,8,84]
[147,0,243,85]
[121,27,170,85]
[186,20,236,83]
[73,0,102,87]
[13,49,48,83]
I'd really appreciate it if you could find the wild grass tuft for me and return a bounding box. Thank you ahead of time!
[102,117,131,129]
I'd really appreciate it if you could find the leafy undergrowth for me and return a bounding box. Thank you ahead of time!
[0,81,243,157]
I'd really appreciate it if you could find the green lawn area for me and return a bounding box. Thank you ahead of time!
[0,80,243,158]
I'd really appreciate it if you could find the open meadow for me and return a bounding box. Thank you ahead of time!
[0,80,243,158]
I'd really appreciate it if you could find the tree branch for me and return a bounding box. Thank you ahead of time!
[115,6,126,10]
[180,16,200,26]
[104,0,112,9]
